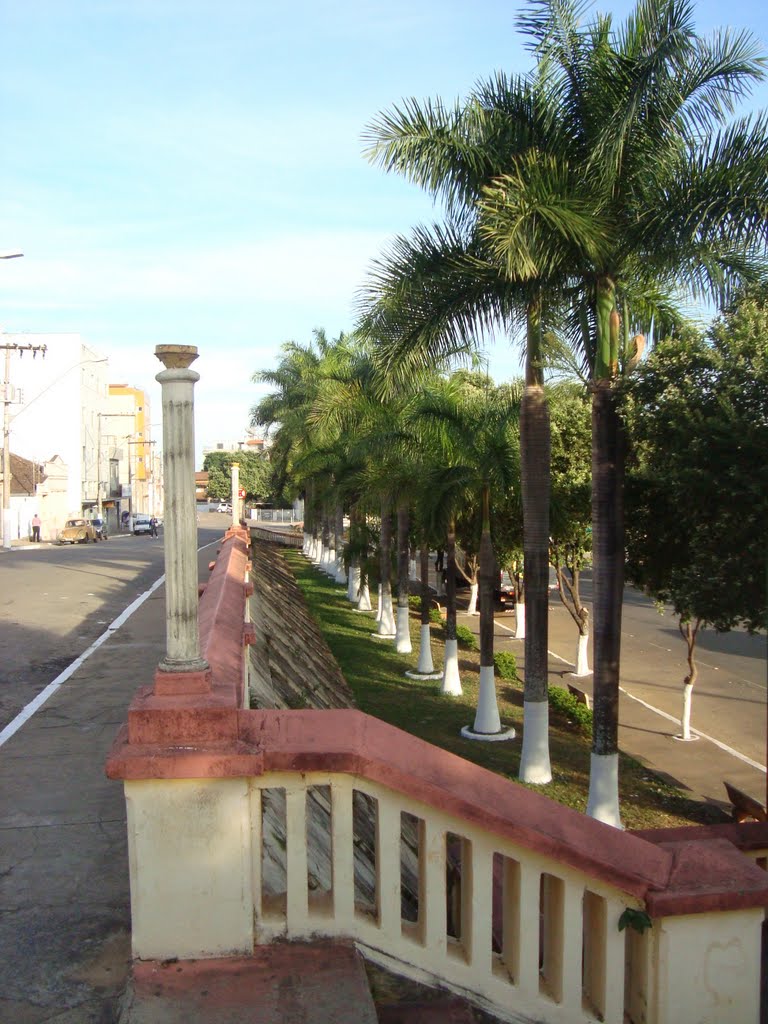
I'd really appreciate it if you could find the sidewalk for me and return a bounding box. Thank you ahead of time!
[0,548,761,1023]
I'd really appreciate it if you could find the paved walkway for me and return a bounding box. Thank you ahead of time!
[0,541,762,1022]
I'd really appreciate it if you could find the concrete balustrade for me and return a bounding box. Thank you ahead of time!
[107,532,768,1024]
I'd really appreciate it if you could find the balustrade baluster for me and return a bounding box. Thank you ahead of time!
[464,837,494,976]
[376,799,401,942]
[602,900,626,1022]
[285,785,309,931]
[516,861,540,998]
[250,785,263,925]
[420,819,447,958]
[560,881,584,1009]
[331,779,355,928]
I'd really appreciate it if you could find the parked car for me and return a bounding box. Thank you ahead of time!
[216,502,232,514]
[59,518,98,544]
[132,515,153,535]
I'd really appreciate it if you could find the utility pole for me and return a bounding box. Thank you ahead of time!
[2,341,47,549]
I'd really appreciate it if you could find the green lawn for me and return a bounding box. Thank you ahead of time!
[284,550,726,831]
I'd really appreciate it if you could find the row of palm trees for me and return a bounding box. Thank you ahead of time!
[253,0,768,826]
[355,0,768,825]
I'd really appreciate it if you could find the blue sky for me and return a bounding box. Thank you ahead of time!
[2,0,767,464]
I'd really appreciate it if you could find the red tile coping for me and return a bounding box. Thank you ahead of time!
[145,527,251,703]
[107,704,768,912]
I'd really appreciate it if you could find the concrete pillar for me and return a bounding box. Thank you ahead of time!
[153,345,209,692]
[230,461,240,529]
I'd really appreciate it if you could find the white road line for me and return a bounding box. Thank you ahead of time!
[0,536,221,750]
[0,574,166,750]
[619,687,766,774]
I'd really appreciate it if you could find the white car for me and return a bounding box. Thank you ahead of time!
[216,503,232,513]
[133,515,153,535]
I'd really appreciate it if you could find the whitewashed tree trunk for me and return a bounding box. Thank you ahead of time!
[377,590,396,636]
[395,605,412,654]
[572,632,591,676]
[586,752,623,827]
[680,681,693,740]
[472,665,501,733]
[440,638,462,696]
[319,544,330,570]
[409,558,418,580]
[375,584,383,622]
[356,582,372,612]
[466,582,479,616]
[347,563,361,603]
[518,702,552,783]
[302,532,310,556]
[415,625,435,674]
[514,600,526,639]
[334,558,347,584]
[325,545,336,575]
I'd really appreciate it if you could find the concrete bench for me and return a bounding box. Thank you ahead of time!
[724,781,767,823]
[567,683,591,710]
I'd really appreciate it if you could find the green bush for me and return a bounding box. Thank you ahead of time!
[548,686,592,732]
[493,651,518,680]
[428,605,444,624]
[455,624,479,651]
[408,595,422,612]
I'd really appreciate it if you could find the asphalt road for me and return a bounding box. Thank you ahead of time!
[544,574,767,771]
[0,515,226,734]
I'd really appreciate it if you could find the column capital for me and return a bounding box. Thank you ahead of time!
[155,345,200,370]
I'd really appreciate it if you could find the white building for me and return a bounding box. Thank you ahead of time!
[3,333,108,523]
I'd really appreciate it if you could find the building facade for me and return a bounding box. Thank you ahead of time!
[3,333,108,533]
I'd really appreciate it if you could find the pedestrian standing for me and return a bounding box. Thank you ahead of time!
[149,516,158,538]
[31,513,41,543]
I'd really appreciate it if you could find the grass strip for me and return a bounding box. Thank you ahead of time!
[284,550,725,830]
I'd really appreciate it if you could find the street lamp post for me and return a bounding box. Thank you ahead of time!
[1,250,25,550]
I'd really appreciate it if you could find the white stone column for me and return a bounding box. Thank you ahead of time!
[154,345,209,688]
[230,461,240,528]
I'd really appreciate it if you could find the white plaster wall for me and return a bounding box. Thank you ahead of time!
[125,778,254,959]
[649,908,763,1023]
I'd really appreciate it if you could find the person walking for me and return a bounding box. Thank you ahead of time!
[149,516,158,538]
[31,513,41,543]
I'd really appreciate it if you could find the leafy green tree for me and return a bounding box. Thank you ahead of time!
[548,382,592,676]
[621,291,768,739]
[203,450,271,503]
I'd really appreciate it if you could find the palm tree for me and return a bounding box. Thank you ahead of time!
[251,332,332,555]
[478,0,768,822]
[410,372,521,734]
[360,126,571,781]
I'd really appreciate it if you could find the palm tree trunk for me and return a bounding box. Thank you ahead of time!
[441,516,462,695]
[519,298,553,784]
[586,378,625,826]
[472,485,502,733]
[334,504,347,583]
[413,541,437,675]
[395,503,412,653]
[377,499,396,636]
